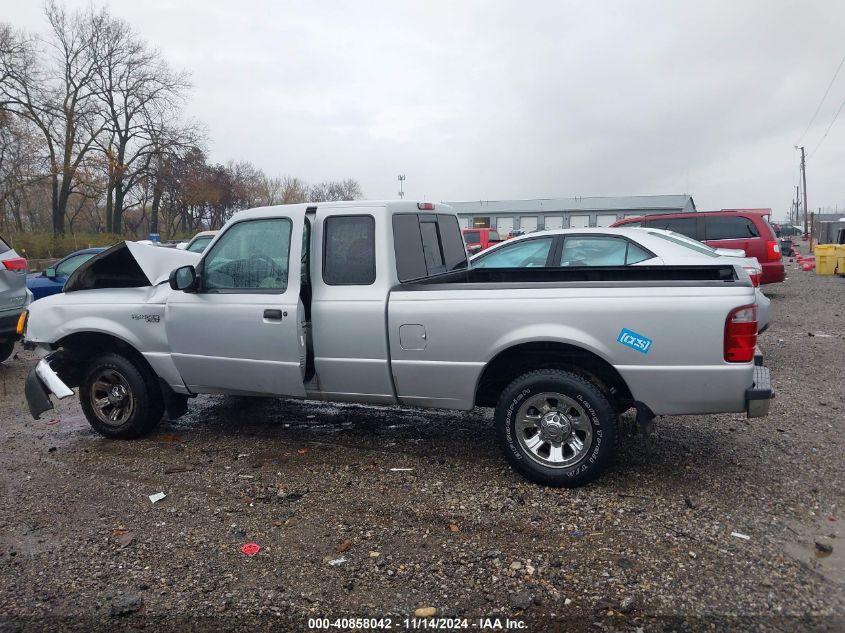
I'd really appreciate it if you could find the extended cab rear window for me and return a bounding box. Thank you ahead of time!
[393,214,468,282]
[323,215,376,285]
[463,231,480,244]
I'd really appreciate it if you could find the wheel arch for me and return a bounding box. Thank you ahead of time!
[55,331,151,385]
[54,330,189,420]
[474,341,634,410]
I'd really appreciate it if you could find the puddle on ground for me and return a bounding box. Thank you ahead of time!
[783,518,843,587]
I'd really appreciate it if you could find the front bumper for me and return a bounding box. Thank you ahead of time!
[746,364,773,418]
[25,355,74,419]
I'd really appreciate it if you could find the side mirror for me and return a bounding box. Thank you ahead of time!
[45,267,57,279]
[169,265,198,292]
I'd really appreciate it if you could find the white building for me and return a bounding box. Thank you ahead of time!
[443,194,696,235]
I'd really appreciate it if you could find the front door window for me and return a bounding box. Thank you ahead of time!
[202,218,291,291]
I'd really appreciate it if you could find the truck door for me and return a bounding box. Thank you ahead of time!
[165,213,307,397]
[307,210,395,404]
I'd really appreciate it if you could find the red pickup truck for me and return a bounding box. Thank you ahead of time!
[462,228,502,255]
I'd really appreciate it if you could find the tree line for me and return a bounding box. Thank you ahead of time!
[0,2,361,241]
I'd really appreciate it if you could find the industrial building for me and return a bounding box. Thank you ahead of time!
[443,194,696,235]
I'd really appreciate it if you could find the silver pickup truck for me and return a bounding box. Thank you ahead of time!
[20,201,772,487]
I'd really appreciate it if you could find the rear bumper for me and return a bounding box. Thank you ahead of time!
[25,355,74,419]
[761,261,785,284]
[0,310,24,340]
[746,364,773,418]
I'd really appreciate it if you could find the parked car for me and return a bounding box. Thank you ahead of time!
[27,248,107,302]
[612,211,785,284]
[21,202,772,488]
[176,230,219,253]
[470,227,771,332]
[0,235,31,362]
[462,227,502,254]
[778,224,803,237]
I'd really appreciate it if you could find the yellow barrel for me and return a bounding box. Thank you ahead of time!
[836,244,845,275]
[815,244,837,275]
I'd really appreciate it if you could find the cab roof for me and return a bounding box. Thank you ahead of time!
[231,200,455,222]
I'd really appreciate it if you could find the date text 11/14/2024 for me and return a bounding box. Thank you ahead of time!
[307,617,528,630]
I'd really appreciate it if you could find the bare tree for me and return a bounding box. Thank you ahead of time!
[308,178,363,202]
[227,160,267,209]
[0,111,46,232]
[0,3,106,235]
[147,122,204,235]
[93,12,190,234]
[279,176,309,204]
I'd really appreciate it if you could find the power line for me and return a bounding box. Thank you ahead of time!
[797,51,845,145]
[808,94,845,158]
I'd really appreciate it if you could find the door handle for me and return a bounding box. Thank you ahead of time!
[263,309,285,320]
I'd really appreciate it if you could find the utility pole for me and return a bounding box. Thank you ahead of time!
[795,185,800,225]
[799,146,809,236]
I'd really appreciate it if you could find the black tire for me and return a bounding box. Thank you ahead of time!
[0,339,15,364]
[495,369,617,487]
[79,352,164,439]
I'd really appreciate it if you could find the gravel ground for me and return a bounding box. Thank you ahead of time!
[0,262,843,632]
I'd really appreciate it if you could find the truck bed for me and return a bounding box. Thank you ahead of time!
[401,264,742,288]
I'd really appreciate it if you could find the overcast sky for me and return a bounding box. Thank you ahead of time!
[4,0,845,220]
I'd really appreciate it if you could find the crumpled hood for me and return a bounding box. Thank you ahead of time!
[65,241,200,292]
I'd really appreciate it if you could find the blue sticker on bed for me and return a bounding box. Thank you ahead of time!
[617,328,653,354]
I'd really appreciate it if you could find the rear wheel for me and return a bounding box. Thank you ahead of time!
[495,369,617,487]
[79,352,164,439]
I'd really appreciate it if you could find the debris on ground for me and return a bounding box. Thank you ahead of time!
[155,433,183,443]
[336,540,351,553]
[619,595,636,613]
[814,537,834,554]
[164,466,195,474]
[109,595,143,617]
[148,492,166,503]
[328,557,346,566]
[240,543,260,556]
[731,532,751,540]
[414,607,437,618]
[509,590,532,610]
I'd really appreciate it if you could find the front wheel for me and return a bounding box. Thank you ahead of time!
[495,369,617,487]
[79,352,164,439]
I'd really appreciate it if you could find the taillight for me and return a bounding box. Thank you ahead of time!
[743,267,760,287]
[417,202,434,210]
[724,304,757,362]
[766,240,781,261]
[2,257,27,272]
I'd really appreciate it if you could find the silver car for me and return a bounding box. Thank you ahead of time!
[471,227,771,332]
[0,235,31,362]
